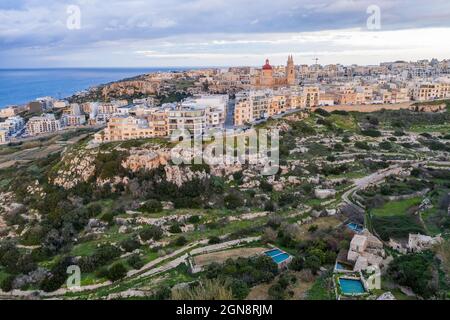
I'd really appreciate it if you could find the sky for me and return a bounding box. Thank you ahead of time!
[1,0,450,68]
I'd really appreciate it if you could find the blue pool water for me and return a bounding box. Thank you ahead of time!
[265,249,283,257]
[347,223,364,233]
[339,278,366,295]
[336,263,345,270]
[264,249,291,264]
[272,253,290,264]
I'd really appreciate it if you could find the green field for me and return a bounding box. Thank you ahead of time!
[372,197,422,217]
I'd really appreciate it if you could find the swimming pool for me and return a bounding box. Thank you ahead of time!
[335,262,352,271]
[339,278,366,295]
[265,249,284,257]
[264,249,291,265]
[335,263,345,270]
[272,253,291,264]
[347,223,364,233]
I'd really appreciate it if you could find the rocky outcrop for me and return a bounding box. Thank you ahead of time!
[52,148,97,189]
[122,148,170,172]
[164,165,209,187]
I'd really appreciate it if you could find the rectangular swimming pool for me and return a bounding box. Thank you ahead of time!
[339,278,366,295]
[347,223,364,233]
[265,249,284,257]
[264,249,291,265]
[272,253,291,264]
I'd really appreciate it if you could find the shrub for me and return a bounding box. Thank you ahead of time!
[229,279,249,299]
[0,275,15,292]
[174,236,188,246]
[208,236,221,245]
[361,129,382,137]
[139,225,164,241]
[120,237,141,253]
[260,180,273,192]
[188,215,201,224]
[315,108,331,117]
[107,263,127,282]
[127,254,145,270]
[140,199,163,213]
[169,223,182,234]
[224,193,244,210]
[355,141,371,150]
[379,141,393,150]
[388,251,439,298]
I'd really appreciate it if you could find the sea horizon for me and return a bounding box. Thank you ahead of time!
[0,67,199,109]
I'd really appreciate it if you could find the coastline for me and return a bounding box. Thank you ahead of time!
[0,67,188,109]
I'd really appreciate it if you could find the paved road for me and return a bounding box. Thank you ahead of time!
[341,162,422,206]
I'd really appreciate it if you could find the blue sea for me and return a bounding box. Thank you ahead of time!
[0,68,187,109]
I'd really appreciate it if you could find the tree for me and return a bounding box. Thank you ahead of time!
[230,279,249,300]
[174,236,188,246]
[262,228,277,244]
[120,237,141,253]
[139,225,163,241]
[0,275,15,292]
[107,263,127,282]
[224,194,244,210]
[169,223,182,234]
[387,251,438,298]
[140,199,163,213]
[304,255,321,274]
[127,254,144,270]
[208,236,221,245]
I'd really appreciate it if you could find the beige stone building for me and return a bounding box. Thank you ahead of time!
[412,83,450,101]
[94,116,154,143]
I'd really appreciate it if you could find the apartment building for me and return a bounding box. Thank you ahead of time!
[62,114,86,127]
[303,86,320,107]
[98,103,119,115]
[148,110,169,137]
[94,116,154,142]
[26,114,61,136]
[168,107,207,137]
[234,88,317,126]
[412,82,450,101]
[0,116,25,136]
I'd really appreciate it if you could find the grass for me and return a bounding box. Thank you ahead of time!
[372,197,422,217]
[0,268,10,284]
[410,123,450,134]
[328,114,359,132]
[70,226,129,256]
[306,271,335,300]
[421,208,444,236]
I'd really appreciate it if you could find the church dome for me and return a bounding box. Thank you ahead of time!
[262,59,273,70]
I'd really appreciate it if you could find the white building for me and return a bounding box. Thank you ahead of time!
[0,116,25,136]
[168,106,207,137]
[26,114,61,136]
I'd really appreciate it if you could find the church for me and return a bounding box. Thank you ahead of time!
[252,55,296,88]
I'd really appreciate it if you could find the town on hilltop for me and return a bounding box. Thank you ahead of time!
[0,56,450,301]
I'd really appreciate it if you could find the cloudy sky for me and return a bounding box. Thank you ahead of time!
[1,0,450,68]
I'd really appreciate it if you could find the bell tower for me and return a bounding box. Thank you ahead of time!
[286,55,296,86]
